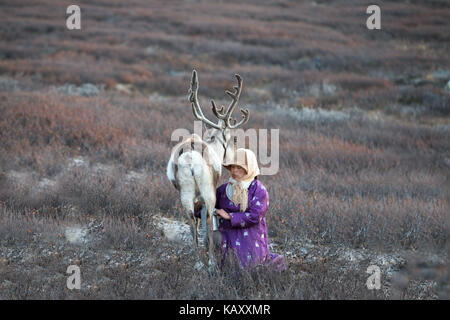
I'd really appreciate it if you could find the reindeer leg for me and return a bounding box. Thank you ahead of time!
[198,205,207,248]
[188,209,208,271]
[181,192,205,270]
[189,212,198,249]
[205,203,218,273]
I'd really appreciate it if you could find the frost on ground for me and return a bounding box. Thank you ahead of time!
[265,103,353,122]
[4,157,150,197]
[154,216,193,246]
[54,83,104,97]
[68,157,88,168]
[64,227,87,245]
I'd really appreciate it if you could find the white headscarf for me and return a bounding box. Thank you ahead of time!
[223,148,260,212]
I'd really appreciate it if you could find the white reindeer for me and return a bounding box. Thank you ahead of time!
[166,70,249,269]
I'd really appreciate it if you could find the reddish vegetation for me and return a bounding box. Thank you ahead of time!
[0,0,449,109]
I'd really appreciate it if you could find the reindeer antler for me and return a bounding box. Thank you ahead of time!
[189,70,250,130]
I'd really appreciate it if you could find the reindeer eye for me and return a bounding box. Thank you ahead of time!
[210,136,215,141]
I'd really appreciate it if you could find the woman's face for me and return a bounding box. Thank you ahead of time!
[230,165,247,180]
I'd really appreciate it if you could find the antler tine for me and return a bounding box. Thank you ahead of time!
[223,74,242,122]
[188,70,199,104]
[210,75,242,120]
[227,108,250,129]
[189,70,223,130]
[222,74,250,129]
[211,100,227,119]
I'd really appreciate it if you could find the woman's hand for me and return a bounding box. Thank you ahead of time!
[216,208,231,220]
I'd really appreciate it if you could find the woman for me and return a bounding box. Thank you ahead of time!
[196,148,286,271]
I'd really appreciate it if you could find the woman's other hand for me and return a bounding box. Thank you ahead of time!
[216,208,231,220]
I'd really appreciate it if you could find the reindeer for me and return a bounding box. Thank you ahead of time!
[166,70,249,270]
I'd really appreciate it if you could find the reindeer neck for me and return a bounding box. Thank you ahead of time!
[206,137,226,163]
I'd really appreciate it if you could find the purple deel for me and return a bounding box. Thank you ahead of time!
[196,179,286,271]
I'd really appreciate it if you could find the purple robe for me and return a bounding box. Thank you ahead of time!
[197,179,286,271]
